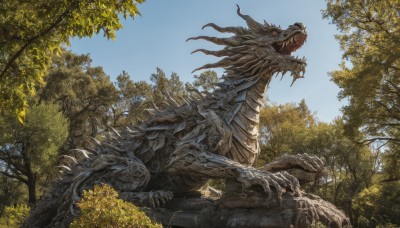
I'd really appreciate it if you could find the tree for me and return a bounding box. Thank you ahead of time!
[40,50,117,151]
[258,99,316,164]
[258,101,377,224]
[111,69,219,127]
[322,0,400,145]
[150,68,187,109]
[0,176,24,218]
[0,103,69,205]
[190,70,219,93]
[111,71,152,127]
[300,120,376,223]
[0,0,144,121]
[323,2,400,225]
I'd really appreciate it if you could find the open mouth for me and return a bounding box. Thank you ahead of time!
[272,32,307,60]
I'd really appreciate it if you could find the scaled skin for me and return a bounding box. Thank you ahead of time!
[25,6,328,228]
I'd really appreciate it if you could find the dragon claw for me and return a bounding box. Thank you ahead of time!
[148,190,174,208]
[263,153,326,175]
[237,167,300,202]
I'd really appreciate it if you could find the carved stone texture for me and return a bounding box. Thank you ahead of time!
[24,5,350,228]
[143,191,351,228]
[263,153,327,185]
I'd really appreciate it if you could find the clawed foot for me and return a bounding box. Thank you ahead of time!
[120,190,174,208]
[263,153,325,174]
[236,167,300,201]
[147,190,174,207]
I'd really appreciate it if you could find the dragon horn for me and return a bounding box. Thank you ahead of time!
[236,4,264,32]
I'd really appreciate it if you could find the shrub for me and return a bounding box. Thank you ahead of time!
[353,182,400,227]
[71,184,161,228]
[0,204,30,227]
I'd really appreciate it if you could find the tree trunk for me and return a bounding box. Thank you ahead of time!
[27,173,37,206]
[22,145,37,206]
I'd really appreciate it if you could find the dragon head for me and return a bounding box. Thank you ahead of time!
[189,5,307,85]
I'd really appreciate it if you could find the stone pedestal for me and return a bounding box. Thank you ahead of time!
[143,190,351,228]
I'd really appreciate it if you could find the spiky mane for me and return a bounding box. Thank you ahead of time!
[188,5,307,85]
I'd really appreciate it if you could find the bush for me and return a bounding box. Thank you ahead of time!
[353,182,400,227]
[0,204,30,227]
[71,184,161,228]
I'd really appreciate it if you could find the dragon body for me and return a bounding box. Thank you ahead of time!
[25,6,348,228]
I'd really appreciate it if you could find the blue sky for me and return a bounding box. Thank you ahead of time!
[69,0,344,123]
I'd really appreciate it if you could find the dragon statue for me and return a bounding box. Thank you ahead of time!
[25,5,350,228]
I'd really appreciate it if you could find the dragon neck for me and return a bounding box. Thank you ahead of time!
[223,73,273,165]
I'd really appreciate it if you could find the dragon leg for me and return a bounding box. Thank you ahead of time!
[167,149,300,202]
[262,153,327,184]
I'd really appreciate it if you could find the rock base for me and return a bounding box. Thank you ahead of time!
[142,191,351,228]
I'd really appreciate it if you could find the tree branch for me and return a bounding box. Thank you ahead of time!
[0,170,28,184]
[381,177,400,183]
[0,0,79,79]
[361,137,400,145]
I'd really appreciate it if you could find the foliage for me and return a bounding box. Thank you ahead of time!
[24,103,70,171]
[0,0,144,121]
[192,70,219,92]
[353,182,400,227]
[257,99,316,164]
[322,0,400,145]
[111,71,152,127]
[323,1,400,225]
[302,120,376,222]
[0,176,25,218]
[0,204,30,227]
[39,55,200,148]
[0,102,69,204]
[111,69,219,127]
[381,147,400,182]
[71,184,161,228]
[258,100,378,224]
[40,50,117,151]
[190,70,219,92]
[150,67,187,109]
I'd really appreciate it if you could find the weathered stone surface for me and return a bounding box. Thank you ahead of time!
[144,191,350,228]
